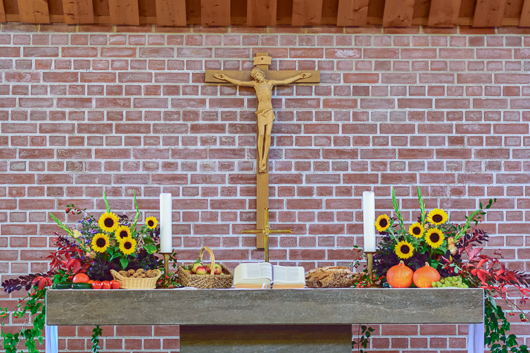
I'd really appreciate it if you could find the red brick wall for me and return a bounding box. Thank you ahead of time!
[1,24,529,352]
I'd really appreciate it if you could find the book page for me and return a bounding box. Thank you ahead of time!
[272,265,305,284]
[234,263,272,286]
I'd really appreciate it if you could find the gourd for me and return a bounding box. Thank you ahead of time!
[386,261,413,288]
[413,262,441,288]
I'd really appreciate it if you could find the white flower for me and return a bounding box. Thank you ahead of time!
[73,229,82,239]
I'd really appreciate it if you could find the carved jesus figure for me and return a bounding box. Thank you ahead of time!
[214,67,312,173]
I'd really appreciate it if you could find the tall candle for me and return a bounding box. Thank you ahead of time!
[159,193,172,253]
[363,191,376,253]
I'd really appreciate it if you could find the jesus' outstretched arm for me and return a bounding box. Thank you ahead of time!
[270,72,312,86]
[213,72,254,87]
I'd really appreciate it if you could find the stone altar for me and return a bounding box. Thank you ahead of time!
[47,288,484,353]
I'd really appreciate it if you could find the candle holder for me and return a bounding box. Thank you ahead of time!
[365,251,378,287]
[161,252,170,275]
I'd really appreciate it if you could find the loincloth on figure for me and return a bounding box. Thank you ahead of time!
[255,109,275,127]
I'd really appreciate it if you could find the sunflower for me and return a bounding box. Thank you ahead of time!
[115,225,131,243]
[394,240,414,259]
[91,233,110,253]
[119,237,137,256]
[145,216,158,229]
[425,228,445,249]
[408,222,424,238]
[375,214,391,232]
[426,208,448,226]
[98,212,120,232]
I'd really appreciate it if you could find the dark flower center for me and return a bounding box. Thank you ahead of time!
[124,242,132,250]
[104,218,114,227]
[432,214,443,223]
[400,245,411,254]
[148,220,154,227]
[430,233,440,242]
[412,227,421,235]
[96,238,106,247]
[118,230,128,239]
[379,218,388,227]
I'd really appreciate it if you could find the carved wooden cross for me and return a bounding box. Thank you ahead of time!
[205,53,320,249]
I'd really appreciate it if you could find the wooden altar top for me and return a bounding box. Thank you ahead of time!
[46,288,484,326]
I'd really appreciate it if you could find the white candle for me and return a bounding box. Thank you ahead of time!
[363,191,376,253]
[159,193,173,253]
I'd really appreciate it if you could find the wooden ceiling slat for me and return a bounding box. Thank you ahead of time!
[427,0,461,27]
[108,0,140,25]
[0,0,6,22]
[337,0,368,26]
[201,0,231,26]
[62,0,94,24]
[17,0,50,23]
[156,0,186,26]
[247,0,277,26]
[473,0,508,27]
[382,0,414,27]
[292,0,323,26]
[520,0,530,26]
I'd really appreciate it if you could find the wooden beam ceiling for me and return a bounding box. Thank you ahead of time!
[473,0,508,27]
[247,0,277,26]
[428,0,461,27]
[201,0,231,26]
[17,0,50,23]
[336,0,368,26]
[1,0,530,28]
[292,0,323,26]
[155,0,187,26]
[62,0,95,24]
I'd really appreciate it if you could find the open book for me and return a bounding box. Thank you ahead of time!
[233,263,305,289]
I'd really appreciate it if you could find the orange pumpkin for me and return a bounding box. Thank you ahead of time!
[413,262,441,288]
[386,261,413,288]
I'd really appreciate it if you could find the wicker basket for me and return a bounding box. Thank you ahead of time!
[305,266,361,288]
[110,269,162,289]
[178,247,233,289]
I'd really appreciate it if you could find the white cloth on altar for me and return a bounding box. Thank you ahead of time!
[45,325,58,353]
[468,323,485,353]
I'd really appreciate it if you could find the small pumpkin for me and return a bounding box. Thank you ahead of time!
[386,260,413,288]
[413,262,441,288]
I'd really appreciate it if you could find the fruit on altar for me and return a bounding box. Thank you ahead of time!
[72,273,90,283]
[213,264,222,275]
[72,283,92,289]
[191,263,203,273]
[386,261,413,288]
[110,280,121,289]
[102,280,111,289]
[195,266,208,275]
[92,281,103,289]
[118,268,158,278]
[413,262,441,288]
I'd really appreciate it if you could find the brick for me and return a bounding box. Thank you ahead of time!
[62,47,98,57]
[23,47,59,57]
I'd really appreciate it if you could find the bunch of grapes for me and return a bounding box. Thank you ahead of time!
[432,276,469,288]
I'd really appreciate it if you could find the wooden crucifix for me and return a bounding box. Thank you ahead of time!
[205,53,320,250]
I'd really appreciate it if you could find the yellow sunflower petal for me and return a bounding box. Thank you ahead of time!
[145,216,158,229]
[425,228,445,249]
[98,212,120,232]
[375,214,391,232]
[408,222,424,239]
[394,240,414,259]
[426,209,448,225]
[91,233,110,253]
[119,238,137,256]
[115,225,131,243]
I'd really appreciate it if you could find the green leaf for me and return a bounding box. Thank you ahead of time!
[103,191,111,213]
[119,257,129,270]
[50,213,74,236]
[143,235,155,245]
[132,190,140,230]
[144,244,157,254]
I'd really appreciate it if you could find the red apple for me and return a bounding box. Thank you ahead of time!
[191,263,202,274]
[213,264,222,275]
[195,266,208,275]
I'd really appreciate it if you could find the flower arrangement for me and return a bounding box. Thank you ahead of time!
[372,187,530,353]
[1,193,178,353]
